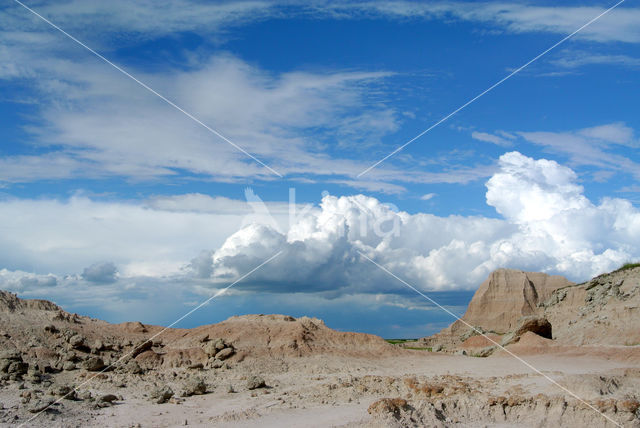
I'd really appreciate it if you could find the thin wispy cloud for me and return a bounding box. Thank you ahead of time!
[551,50,640,69]
[518,123,640,180]
[472,131,514,147]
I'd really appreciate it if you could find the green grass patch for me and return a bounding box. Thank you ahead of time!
[616,262,640,272]
[384,339,417,344]
[405,346,432,351]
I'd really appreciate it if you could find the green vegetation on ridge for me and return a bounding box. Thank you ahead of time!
[615,262,640,273]
[384,339,417,344]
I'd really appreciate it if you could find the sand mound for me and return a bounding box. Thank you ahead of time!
[461,333,501,350]
[509,331,553,348]
[176,314,399,358]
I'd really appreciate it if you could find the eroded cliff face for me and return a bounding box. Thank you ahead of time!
[460,269,573,334]
[423,269,573,348]
[422,265,640,352]
[542,266,640,346]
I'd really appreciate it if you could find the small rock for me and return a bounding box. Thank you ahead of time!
[246,375,266,390]
[150,386,174,404]
[69,335,86,350]
[91,340,104,353]
[8,362,28,375]
[50,385,71,396]
[214,339,226,352]
[500,332,517,346]
[25,367,42,383]
[474,346,496,357]
[124,360,143,374]
[28,398,55,413]
[50,384,77,400]
[209,359,224,369]
[44,324,59,334]
[203,342,217,357]
[130,341,152,358]
[62,361,76,371]
[62,351,77,362]
[0,350,22,361]
[180,378,207,397]
[82,357,106,372]
[215,348,234,361]
[99,394,118,404]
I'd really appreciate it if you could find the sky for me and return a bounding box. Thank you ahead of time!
[1,0,639,338]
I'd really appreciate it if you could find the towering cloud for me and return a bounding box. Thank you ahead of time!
[0,152,638,298]
[210,152,640,291]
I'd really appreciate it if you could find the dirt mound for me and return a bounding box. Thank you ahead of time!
[117,321,148,333]
[461,334,500,349]
[504,330,554,351]
[177,314,399,358]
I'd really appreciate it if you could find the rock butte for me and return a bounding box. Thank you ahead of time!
[420,266,640,355]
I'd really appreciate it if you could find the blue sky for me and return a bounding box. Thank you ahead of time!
[1,0,639,337]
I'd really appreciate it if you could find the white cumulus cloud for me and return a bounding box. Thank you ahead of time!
[1,153,639,300]
[209,152,640,292]
[0,269,58,292]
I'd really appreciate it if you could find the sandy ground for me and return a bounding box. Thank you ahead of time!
[3,350,638,427]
